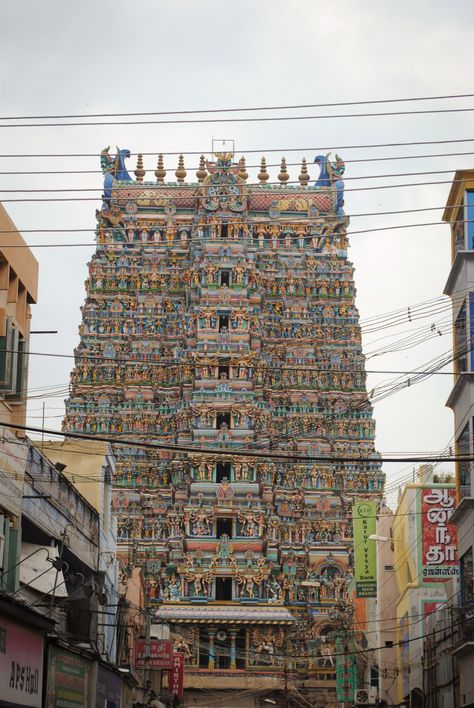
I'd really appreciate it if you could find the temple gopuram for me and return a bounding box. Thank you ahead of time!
[63,147,384,706]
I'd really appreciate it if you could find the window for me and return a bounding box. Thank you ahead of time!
[216,412,231,429]
[215,578,232,601]
[220,271,230,287]
[461,548,474,605]
[218,365,230,380]
[466,190,474,249]
[216,517,233,538]
[219,315,229,332]
[216,461,231,482]
[384,565,394,572]
[384,640,394,648]
[458,423,471,498]
[221,223,228,239]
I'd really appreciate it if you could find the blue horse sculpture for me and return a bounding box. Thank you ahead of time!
[313,153,345,216]
[101,146,132,207]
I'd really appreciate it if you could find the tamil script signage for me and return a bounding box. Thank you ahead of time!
[420,487,458,582]
[353,500,377,598]
[45,646,92,708]
[135,639,173,669]
[335,639,356,702]
[0,615,44,708]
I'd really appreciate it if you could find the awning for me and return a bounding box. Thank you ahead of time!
[154,605,296,624]
[19,543,68,597]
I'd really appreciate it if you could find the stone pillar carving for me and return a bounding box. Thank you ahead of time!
[208,627,216,669]
[229,629,238,670]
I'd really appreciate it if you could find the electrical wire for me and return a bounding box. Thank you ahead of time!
[3,105,474,128]
[2,91,471,120]
[1,135,474,158]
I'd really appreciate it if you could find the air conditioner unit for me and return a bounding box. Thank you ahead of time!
[355,688,378,705]
[355,689,369,705]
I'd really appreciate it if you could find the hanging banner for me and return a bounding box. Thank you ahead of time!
[353,500,377,598]
[45,646,92,708]
[169,653,184,701]
[135,639,173,669]
[335,638,356,702]
[420,487,458,582]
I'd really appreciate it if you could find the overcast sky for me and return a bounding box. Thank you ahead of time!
[2,0,474,504]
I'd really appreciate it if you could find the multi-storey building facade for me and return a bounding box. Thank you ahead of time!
[63,148,383,705]
[443,170,474,708]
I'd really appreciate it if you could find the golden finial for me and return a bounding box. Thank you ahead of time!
[238,157,248,182]
[196,155,207,183]
[258,157,269,184]
[278,157,289,183]
[134,153,145,182]
[175,154,187,184]
[299,158,309,186]
[155,154,166,183]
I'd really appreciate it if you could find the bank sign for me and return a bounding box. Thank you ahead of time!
[353,500,377,598]
[420,487,458,582]
[0,616,44,707]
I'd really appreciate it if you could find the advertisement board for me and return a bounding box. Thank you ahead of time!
[335,639,356,702]
[420,487,458,582]
[0,615,44,708]
[45,645,92,708]
[353,500,377,598]
[169,653,184,702]
[134,639,173,669]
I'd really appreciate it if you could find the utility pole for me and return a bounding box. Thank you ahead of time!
[284,625,289,708]
[143,607,151,704]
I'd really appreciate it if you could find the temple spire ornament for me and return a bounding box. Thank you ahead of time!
[155,154,166,183]
[299,158,309,186]
[278,157,289,183]
[258,157,269,183]
[134,153,145,182]
[196,155,207,183]
[175,154,187,183]
[238,157,248,182]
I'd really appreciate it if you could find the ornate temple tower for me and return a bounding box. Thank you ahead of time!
[64,148,383,704]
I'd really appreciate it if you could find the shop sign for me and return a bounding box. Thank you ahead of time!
[335,639,356,702]
[169,653,184,701]
[135,639,173,669]
[0,616,44,707]
[421,487,458,582]
[45,645,91,708]
[95,665,121,708]
[353,500,377,598]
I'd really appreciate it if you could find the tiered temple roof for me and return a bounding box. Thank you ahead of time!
[64,148,383,696]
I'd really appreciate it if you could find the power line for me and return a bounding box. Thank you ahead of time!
[1,136,474,158]
[0,419,469,463]
[2,92,472,121]
[0,176,469,202]
[2,149,474,174]
[0,166,468,192]
[3,106,474,128]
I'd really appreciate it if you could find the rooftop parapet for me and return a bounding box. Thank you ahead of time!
[100,148,346,218]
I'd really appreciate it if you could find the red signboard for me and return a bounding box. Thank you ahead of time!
[134,640,173,669]
[421,487,458,582]
[169,653,184,701]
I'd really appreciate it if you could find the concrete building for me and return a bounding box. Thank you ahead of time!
[442,169,474,708]
[0,203,38,595]
[370,509,398,707]
[387,466,456,707]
